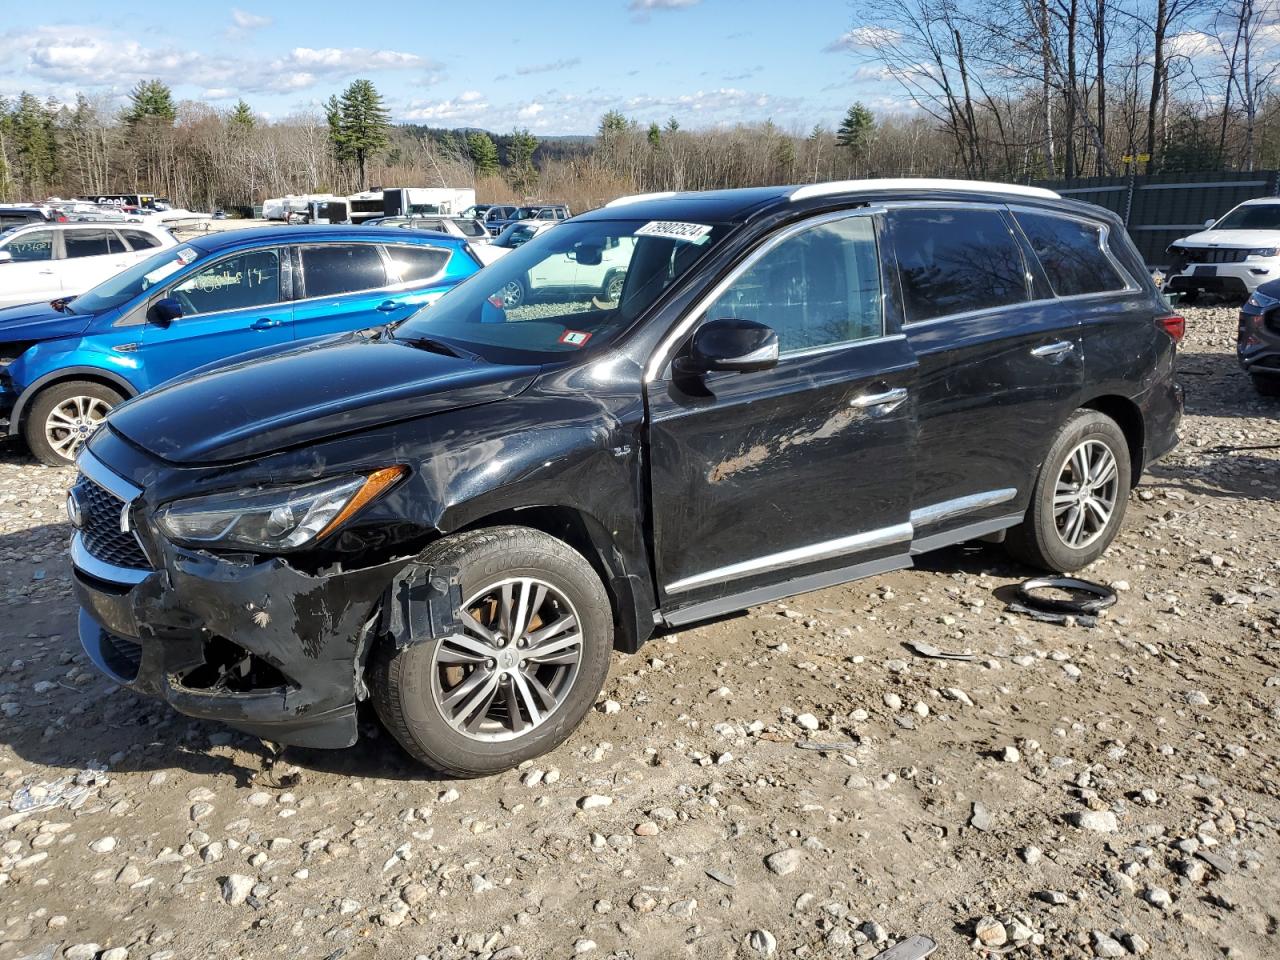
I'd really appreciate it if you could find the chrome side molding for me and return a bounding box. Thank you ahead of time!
[910,488,1018,528]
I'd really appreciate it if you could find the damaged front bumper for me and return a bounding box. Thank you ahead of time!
[74,533,410,749]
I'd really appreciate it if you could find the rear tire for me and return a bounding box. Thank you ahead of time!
[1004,409,1132,572]
[24,380,124,467]
[1251,374,1280,397]
[370,526,613,777]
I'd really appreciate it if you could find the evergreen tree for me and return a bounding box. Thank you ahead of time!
[327,79,391,189]
[229,99,255,129]
[647,122,661,150]
[12,92,57,192]
[665,116,680,134]
[836,103,875,154]
[466,131,500,176]
[122,80,176,126]
[505,128,539,194]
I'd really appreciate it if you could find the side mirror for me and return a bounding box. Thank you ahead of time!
[149,296,183,327]
[0,250,12,264]
[1204,218,1217,229]
[683,318,779,374]
[573,242,603,266]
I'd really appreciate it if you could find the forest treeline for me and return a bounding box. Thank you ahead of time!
[0,0,1276,215]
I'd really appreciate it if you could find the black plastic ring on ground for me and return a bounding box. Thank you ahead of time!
[1016,577,1118,615]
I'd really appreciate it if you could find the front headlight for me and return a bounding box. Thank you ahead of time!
[1246,289,1280,310]
[156,467,405,551]
[1249,247,1278,258]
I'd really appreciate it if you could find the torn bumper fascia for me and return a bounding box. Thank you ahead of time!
[75,541,414,749]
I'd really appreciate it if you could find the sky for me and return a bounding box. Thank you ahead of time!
[0,1,883,135]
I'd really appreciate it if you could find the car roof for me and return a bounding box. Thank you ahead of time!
[184,225,469,252]
[585,179,1061,224]
[1238,197,1280,206]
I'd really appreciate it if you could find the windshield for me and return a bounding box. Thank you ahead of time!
[1212,204,1280,231]
[397,217,729,363]
[73,245,198,313]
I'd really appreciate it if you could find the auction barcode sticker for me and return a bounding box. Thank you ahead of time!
[635,221,712,243]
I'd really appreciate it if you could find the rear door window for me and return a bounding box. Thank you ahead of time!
[385,245,451,285]
[890,208,1029,323]
[300,244,388,297]
[120,229,162,251]
[1013,211,1130,297]
[63,228,128,258]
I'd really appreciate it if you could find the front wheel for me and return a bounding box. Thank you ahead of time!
[24,380,125,467]
[1004,409,1132,572]
[370,526,613,777]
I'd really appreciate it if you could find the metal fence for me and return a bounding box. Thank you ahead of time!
[1032,170,1280,267]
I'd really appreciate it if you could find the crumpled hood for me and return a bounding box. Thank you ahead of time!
[1175,228,1280,249]
[107,336,540,464]
[0,301,97,345]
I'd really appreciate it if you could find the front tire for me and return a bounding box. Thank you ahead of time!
[24,380,124,467]
[1004,409,1132,572]
[1251,374,1280,397]
[370,526,613,777]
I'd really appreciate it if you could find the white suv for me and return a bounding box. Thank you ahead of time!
[1166,198,1280,301]
[0,222,176,308]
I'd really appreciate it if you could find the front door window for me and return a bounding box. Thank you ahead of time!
[171,249,282,316]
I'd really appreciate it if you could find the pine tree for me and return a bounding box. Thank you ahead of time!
[229,99,255,129]
[647,122,661,150]
[665,116,680,134]
[327,79,391,189]
[122,80,176,126]
[836,103,875,154]
[466,131,499,176]
[505,128,539,195]
[12,92,57,193]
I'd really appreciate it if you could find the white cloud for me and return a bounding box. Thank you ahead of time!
[458,90,485,102]
[229,8,272,36]
[518,102,545,118]
[403,94,492,123]
[1166,30,1216,60]
[629,0,700,9]
[825,26,902,52]
[515,57,582,76]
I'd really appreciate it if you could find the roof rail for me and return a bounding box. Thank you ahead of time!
[605,191,679,208]
[789,178,1059,202]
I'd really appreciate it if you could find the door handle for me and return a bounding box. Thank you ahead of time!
[851,386,908,411]
[375,300,402,312]
[1031,340,1074,358]
[250,317,283,330]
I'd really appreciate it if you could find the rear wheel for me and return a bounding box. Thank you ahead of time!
[1005,409,1132,572]
[370,526,612,777]
[24,380,124,467]
[497,278,527,309]
[1251,374,1280,397]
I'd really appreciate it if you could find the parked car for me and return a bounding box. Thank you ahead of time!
[493,229,632,307]
[69,179,1182,776]
[1237,277,1280,396]
[0,222,176,309]
[527,203,571,222]
[0,206,59,230]
[376,216,491,242]
[458,204,494,222]
[1,226,481,464]
[1165,198,1280,301]
[480,204,520,235]
[491,220,557,250]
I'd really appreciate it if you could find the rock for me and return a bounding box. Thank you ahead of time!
[600,699,621,714]
[795,713,819,731]
[748,929,777,956]
[89,836,117,853]
[765,848,801,875]
[1143,886,1173,910]
[630,891,657,913]
[974,916,1007,946]
[338,898,362,914]
[102,949,129,960]
[401,882,428,906]
[1002,745,1022,763]
[579,794,612,810]
[1035,891,1070,906]
[116,862,141,885]
[1185,690,1210,706]
[1069,810,1119,833]
[970,802,994,832]
[1021,846,1042,865]
[634,821,659,837]
[1120,933,1150,955]
[221,874,254,906]
[883,693,902,711]
[573,939,597,954]
[64,946,101,960]
[1091,931,1126,958]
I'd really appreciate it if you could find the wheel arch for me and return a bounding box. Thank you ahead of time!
[1079,394,1145,486]
[9,366,139,437]
[453,503,655,654]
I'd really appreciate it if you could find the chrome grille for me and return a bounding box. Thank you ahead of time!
[1179,246,1251,264]
[76,476,150,571]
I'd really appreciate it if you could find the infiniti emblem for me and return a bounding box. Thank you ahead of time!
[66,487,84,529]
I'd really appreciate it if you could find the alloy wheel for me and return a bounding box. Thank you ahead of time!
[499,280,524,308]
[1053,439,1119,549]
[45,395,113,461]
[429,576,583,742]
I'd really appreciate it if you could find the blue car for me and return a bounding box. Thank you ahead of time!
[0,226,481,465]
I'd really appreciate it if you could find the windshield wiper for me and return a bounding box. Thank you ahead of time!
[50,296,76,314]
[392,331,483,362]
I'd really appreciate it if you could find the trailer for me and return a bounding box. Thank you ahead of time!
[263,194,338,221]
[382,187,476,218]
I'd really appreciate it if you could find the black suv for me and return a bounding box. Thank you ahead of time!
[1238,277,1280,395]
[70,180,1183,777]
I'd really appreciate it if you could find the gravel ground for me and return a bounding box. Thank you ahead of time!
[0,303,1277,960]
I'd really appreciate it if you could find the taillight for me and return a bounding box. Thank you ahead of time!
[1156,314,1185,343]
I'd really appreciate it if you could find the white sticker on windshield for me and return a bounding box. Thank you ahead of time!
[635,221,712,244]
[143,260,184,286]
[175,247,198,264]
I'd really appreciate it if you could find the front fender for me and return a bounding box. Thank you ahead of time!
[7,351,142,436]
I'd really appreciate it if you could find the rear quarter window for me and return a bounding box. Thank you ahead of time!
[890,207,1029,323]
[1014,210,1130,297]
